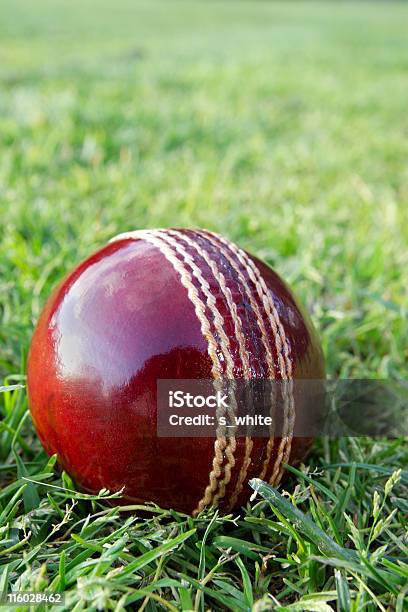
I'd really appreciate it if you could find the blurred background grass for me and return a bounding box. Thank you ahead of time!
[1,0,407,379]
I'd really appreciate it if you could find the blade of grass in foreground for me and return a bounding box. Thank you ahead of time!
[249,478,354,561]
[117,528,196,576]
[0,385,25,393]
[249,479,401,595]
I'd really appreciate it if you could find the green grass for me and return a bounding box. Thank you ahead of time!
[0,1,407,609]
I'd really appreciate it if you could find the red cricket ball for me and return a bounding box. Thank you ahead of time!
[27,229,324,514]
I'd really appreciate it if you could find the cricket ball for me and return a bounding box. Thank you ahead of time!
[27,229,324,514]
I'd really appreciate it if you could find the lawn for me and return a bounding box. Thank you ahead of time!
[0,0,407,609]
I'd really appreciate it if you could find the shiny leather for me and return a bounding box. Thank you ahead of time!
[27,230,325,513]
